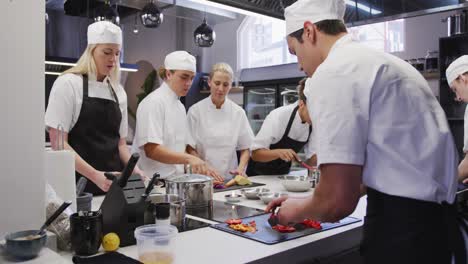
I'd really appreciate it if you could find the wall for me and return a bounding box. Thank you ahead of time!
[1,1,45,236]
[391,11,456,98]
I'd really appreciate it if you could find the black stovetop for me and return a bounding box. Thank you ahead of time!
[177,217,211,233]
[186,200,266,223]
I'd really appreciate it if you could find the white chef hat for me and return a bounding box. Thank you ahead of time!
[285,0,346,35]
[446,55,468,85]
[87,21,122,45]
[164,51,196,73]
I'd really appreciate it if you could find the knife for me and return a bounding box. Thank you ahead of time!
[267,206,279,227]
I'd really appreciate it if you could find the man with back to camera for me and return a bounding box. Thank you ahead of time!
[266,0,467,263]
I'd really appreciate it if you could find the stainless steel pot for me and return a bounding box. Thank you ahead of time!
[165,174,213,208]
[446,11,467,36]
[147,194,186,228]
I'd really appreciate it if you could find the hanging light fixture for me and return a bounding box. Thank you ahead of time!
[194,17,216,47]
[133,13,140,34]
[94,0,120,25]
[140,0,164,28]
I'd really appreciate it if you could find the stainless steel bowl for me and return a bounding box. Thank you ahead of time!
[241,188,270,200]
[257,192,288,204]
[278,175,311,192]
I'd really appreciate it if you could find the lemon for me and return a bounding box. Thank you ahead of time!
[102,232,120,252]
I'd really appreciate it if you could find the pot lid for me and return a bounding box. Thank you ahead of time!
[166,174,212,183]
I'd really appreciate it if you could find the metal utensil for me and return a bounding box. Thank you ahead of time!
[76,177,88,197]
[297,159,314,171]
[140,173,160,202]
[36,201,72,236]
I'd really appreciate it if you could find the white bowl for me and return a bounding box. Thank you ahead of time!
[257,192,288,204]
[279,175,311,192]
[241,188,270,200]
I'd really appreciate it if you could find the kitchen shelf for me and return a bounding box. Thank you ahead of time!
[249,104,275,107]
[422,72,440,80]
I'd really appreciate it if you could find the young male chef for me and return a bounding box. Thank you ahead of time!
[133,51,207,179]
[447,55,468,184]
[248,78,316,175]
[266,0,467,263]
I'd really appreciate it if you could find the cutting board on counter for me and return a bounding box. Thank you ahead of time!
[214,182,265,193]
[211,214,361,245]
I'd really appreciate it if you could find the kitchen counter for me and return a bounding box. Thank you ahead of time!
[2,174,367,264]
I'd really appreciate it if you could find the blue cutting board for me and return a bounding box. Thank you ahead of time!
[211,213,361,245]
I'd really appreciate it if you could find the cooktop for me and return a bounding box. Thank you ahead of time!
[186,200,267,223]
[177,217,211,233]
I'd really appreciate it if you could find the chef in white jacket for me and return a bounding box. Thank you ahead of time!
[45,21,144,195]
[133,51,207,179]
[447,55,468,184]
[267,1,466,263]
[187,63,253,181]
[248,78,316,176]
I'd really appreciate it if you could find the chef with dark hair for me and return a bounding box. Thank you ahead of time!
[266,1,467,263]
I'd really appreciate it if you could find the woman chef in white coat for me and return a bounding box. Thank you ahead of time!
[447,55,468,184]
[45,21,144,195]
[248,78,316,176]
[267,1,467,263]
[186,63,253,181]
[133,51,207,179]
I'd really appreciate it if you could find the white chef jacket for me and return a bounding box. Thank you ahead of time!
[251,102,316,159]
[305,34,458,204]
[187,96,254,178]
[464,105,468,152]
[132,82,186,178]
[45,73,128,137]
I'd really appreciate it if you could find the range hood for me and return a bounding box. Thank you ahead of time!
[45,56,138,76]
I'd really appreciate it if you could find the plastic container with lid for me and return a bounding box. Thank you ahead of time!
[134,224,178,264]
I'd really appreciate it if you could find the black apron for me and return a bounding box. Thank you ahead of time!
[68,75,123,195]
[247,106,312,176]
[361,188,467,264]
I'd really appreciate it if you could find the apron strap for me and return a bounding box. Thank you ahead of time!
[107,80,120,105]
[82,74,89,98]
[280,105,299,142]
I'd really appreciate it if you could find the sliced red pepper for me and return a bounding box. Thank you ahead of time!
[302,219,322,230]
[225,219,242,225]
[272,224,296,233]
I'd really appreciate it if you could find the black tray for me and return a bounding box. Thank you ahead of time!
[214,182,265,193]
[211,214,361,245]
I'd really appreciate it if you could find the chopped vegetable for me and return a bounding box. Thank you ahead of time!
[302,219,322,230]
[225,219,242,225]
[272,225,296,233]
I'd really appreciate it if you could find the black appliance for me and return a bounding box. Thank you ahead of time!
[178,217,211,232]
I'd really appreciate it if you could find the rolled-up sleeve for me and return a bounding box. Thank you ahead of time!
[45,76,75,132]
[251,111,278,151]
[135,99,165,149]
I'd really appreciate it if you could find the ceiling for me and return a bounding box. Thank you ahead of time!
[46,0,468,26]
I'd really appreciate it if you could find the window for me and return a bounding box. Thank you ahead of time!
[348,19,405,53]
[237,16,297,71]
[237,17,405,71]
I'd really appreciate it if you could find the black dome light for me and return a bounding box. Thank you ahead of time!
[194,18,216,47]
[94,0,120,25]
[140,0,164,28]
